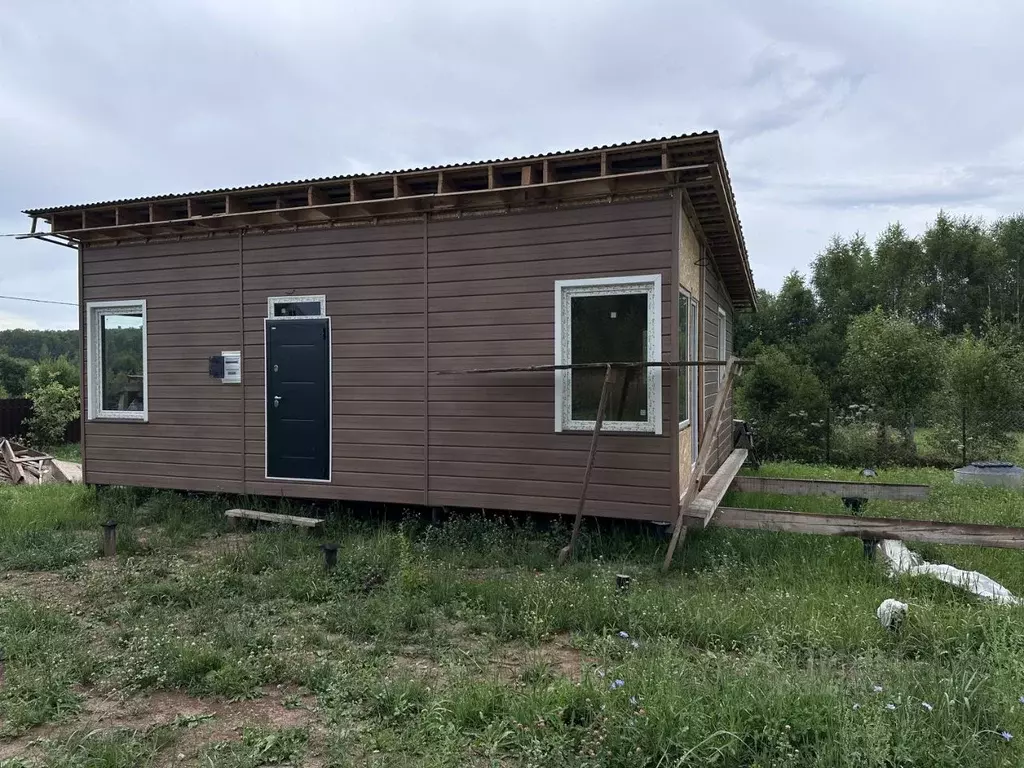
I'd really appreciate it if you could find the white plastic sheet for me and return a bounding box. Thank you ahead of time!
[876,598,908,630]
[878,539,1021,606]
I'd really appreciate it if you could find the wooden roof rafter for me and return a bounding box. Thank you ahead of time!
[21,132,757,307]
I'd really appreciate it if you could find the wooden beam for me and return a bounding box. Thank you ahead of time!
[306,186,331,220]
[307,186,328,206]
[698,507,1024,550]
[689,448,747,526]
[38,163,712,242]
[520,165,534,186]
[663,356,741,570]
[1,440,25,484]
[542,160,553,184]
[225,196,247,215]
[225,508,322,529]
[725,476,930,501]
[394,175,411,198]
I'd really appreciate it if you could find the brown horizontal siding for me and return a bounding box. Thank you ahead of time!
[244,480,421,505]
[426,199,675,521]
[86,472,242,494]
[81,239,242,489]
[701,263,735,473]
[79,198,677,521]
[239,227,424,493]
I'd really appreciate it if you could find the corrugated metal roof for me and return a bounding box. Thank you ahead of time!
[23,131,719,215]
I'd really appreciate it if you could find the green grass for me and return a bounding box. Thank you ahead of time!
[0,470,1022,765]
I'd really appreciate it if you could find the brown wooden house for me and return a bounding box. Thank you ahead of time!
[23,131,755,524]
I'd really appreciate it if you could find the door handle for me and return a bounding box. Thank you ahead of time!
[273,395,282,408]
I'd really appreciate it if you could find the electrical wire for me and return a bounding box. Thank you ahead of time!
[0,294,78,307]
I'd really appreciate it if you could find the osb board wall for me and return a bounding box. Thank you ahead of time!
[677,209,701,483]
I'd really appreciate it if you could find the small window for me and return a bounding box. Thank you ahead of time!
[86,300,147,421]
[268,295,326,318]
[554,275,662,433]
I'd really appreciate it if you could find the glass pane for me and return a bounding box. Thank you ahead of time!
[570,293,647,422]
[274,301,321,317]
[101,313,144,412]
[678,294,688,421]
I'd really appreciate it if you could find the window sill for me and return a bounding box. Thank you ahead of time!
[88,416,149,423]
[558,425,661,436]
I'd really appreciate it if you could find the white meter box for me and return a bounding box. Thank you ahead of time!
[221,351,241,384]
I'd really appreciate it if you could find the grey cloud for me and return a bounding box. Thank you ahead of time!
[2,0,1024,329]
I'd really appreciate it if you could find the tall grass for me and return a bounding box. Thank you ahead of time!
[0,466,1022,765]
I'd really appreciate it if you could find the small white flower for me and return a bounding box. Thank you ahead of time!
[922,702,933,711]
[872,685,883,693]
[885,703,896,711]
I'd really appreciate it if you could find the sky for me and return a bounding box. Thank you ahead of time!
[2,0,1023,330]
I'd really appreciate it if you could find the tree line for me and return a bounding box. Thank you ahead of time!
[735,211,1024,467]
[0,329,78,398]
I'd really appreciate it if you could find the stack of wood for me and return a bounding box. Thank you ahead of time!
[0,439,71,485]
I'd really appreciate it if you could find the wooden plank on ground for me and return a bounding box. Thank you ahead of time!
[689,448,747,527]
[697,507,1024,550]
[225,508,323,528]
[1,439,25,484]
[726,476,929,501]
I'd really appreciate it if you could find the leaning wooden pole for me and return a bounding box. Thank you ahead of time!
[662,357,740,571]
[558,364,614,566]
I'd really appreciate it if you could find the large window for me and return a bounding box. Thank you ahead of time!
[86,300,147,421]
[554,275,662,434]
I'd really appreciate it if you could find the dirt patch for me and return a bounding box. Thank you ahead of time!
[0,684,319,764]
[188,532,251,560]
[498,634,595,682]
[0,570,86,608]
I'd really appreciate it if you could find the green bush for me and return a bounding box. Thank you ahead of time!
[736,345,828,462]
[24,360,80,448]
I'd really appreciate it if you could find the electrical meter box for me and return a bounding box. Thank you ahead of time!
[221,351,241,384]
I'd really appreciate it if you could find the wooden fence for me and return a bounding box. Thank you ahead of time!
[0,398,81,443]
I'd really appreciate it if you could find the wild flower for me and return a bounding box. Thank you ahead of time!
[922,702,933,711]
[618,631,629,639]
[630,696,639,705]
[885,703,896,711]
[852,703,861,710]
[872,685,883,693]
[1001,731,1013,742]
[1018,696,1024,705]
[630,640,640,649]
[609,679,625,690]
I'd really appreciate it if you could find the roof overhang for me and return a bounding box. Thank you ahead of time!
[21,132,755,308]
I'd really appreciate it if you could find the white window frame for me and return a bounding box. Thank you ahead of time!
[85,299,148,422]
[689,298,700,464]
[678,289,693,430]
[554,274,662,434]
[718,306,728,381]
[267,295,326,319]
